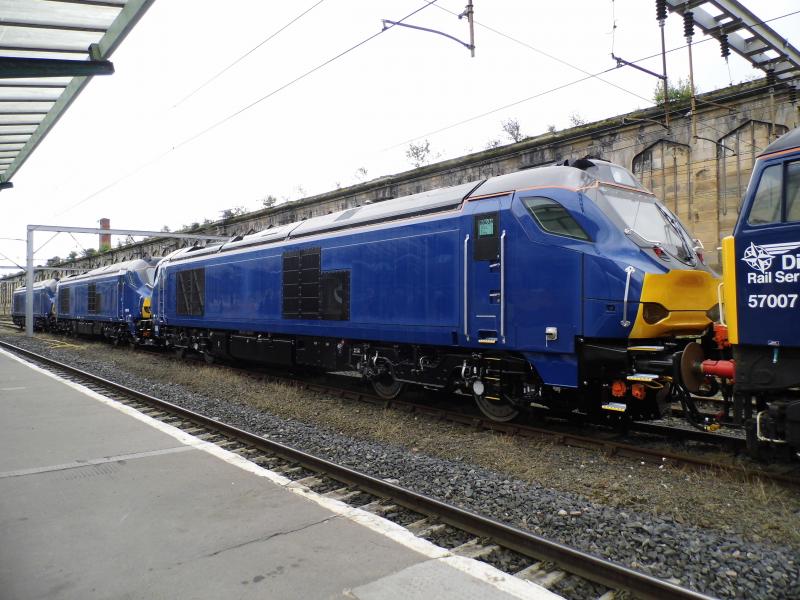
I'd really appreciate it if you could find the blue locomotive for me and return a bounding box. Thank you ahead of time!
[152,158,718,423]
[55,258,160,344]
[11,279,57,331]
[677,126,800,452]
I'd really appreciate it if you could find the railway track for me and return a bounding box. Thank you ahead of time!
[4,330,800,487]
[0,318,19,330]
[0,339,717,600]
[232,369,800,487]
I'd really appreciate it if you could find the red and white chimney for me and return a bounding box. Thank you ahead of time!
[99,218,110,250]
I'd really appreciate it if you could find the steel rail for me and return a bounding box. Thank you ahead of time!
[0,339,713,600]
[305,381,800,486]
[4,328,796,486]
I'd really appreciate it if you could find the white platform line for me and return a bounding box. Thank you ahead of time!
[0,446,194,479]
[1,348,560,600]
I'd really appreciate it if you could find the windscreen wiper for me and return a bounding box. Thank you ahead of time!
[655,204,695,264]
[623,227,661,247]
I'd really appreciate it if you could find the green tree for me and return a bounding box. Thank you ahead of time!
[67,250,78,261]
[653,77,694,104]
[81,248,97,258]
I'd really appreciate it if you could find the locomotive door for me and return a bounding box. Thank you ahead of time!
[118,278,124,320]
[732,157,800,347]
[465,208,504,345]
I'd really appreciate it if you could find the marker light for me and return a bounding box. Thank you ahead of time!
[653,246,670,261]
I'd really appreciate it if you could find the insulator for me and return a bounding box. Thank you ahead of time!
[683,11,694,39]
[719,34,730,59]
[656,0,667,21]
[766,70,776,88]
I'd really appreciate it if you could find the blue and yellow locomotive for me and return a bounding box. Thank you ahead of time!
[55,258,160,344]
[151,158,718,423]
[11,279,57,331]
[678,126,800,453]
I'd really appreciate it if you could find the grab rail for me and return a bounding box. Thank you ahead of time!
[620,266,635,328]
[717,282,726,327]
[463,234,470,341]
[500,230,506,343]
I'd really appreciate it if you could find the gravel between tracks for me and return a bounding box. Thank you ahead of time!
[5,331,800,600]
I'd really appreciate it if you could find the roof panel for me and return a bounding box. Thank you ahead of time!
[0,87,60,100]
[0,48,99,60]
[0,0,153,188]
[0,0,121,24]
[288,180,483,240]
[0,27,103,52]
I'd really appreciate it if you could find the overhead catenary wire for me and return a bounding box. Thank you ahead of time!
[12,95,784,270]
[386,91,793,188]
[55,0,442,218]
[68,232,87,256]
[610,0,617,56]
[171,0,329,108]
[0,249,24,271]
[34,231,61,255]
[53,5,799,221]
[433,2,652,105]
[387,8,800,151]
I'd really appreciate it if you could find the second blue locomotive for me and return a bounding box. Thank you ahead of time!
[55,258,160,344]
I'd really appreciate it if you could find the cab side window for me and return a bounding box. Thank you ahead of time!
[785,161,800,222]
[747,164,782,226]
[523,196,590,241]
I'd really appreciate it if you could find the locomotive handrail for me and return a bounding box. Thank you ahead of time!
[500,230,506,343]
[463,233,469,341]
[620,266,635,328]
[717,282,726,327]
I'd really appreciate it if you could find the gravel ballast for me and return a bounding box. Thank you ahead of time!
[4,331,799,600]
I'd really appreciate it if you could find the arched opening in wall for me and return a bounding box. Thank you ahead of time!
[632,139,691,220]
[716,120,789,226]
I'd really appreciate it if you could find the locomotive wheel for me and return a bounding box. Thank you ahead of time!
[474,393,520,422]
[203,352,216,365]
[372,374,404,400]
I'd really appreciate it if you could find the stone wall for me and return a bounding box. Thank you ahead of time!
[2,78,798,313]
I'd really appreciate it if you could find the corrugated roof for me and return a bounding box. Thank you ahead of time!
[0,0,154,189]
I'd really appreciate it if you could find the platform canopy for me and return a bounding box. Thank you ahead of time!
[0,0,154,190]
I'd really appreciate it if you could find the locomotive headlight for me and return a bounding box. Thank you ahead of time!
[642,302,669,324]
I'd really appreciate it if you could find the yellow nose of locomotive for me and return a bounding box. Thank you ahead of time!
[629,269,720,339]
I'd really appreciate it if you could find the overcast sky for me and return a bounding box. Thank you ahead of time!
[2,0,799,270]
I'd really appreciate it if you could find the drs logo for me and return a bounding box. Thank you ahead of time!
[742,241,800,310]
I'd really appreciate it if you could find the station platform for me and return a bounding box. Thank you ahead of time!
[0,348,558,600]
